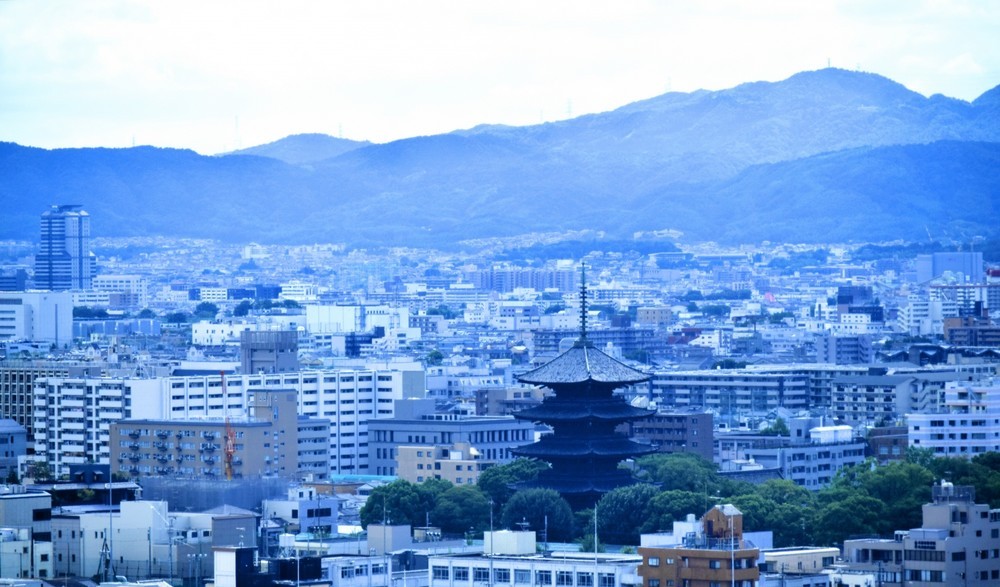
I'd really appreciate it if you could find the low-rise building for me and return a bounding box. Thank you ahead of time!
[396,442,493,485]
[430,530,642,587]
[638,505,760,587]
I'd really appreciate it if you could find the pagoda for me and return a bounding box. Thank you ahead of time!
[512,267,655,507]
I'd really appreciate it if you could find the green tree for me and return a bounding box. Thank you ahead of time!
[576,533,605,553]
[637,453,723,494]
[596,484,659,545]
[27,461,52,482]
[639,490,707,535]
[137,308,156,319]
[431,486,491,534]
[194,302,219,319]
[477,459,549,512]
[500,489,574,541]
[425,349,444,366]
[760,418,790,436]
[233,300,253,317]
[165,312,190,324]
[811,491,885,546]
[359,480,435,528]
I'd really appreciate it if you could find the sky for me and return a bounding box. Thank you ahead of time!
[1,0,999,155]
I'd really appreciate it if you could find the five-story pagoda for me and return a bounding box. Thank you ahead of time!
[512,269,655,507]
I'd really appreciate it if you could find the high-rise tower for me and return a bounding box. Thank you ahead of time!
[34,205,96,290]
[512,267,655,506]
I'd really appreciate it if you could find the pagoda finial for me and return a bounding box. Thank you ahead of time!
[578,263,590,346]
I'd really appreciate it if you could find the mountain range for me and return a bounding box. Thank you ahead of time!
[2,68,998,249]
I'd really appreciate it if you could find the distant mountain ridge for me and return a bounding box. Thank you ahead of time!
[1,68,997,248]
[226,133,371,166]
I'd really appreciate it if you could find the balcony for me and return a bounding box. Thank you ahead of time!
[157,430,170,439]
[129,430,141,439]
[156,454,170,463]
[129,442,140,451]
[129,454,142,462]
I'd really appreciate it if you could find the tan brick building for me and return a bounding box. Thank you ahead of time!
[638,504,759,587]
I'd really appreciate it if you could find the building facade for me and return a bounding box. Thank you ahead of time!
[843,482,1000,585]
[34,205,96,291]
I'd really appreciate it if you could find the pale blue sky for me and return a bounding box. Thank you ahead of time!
[1,0,998,154]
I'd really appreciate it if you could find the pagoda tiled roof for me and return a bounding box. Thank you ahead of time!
[512,435,655,459]
[517,340,650,386]
[514,400,654,423]
[516,470,646,495]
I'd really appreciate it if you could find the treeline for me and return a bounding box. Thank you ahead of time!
[359,450,1000,548]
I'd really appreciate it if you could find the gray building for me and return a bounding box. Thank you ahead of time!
[843,482,1000,584]
[0,419,27,480]
[34,205,97,291]
[240,330,299,374]
[368,399,535,476]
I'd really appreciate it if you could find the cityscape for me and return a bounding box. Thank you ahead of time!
[1,196,999,587]
[2,2,1000,587]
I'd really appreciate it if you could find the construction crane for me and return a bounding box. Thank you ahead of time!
[221,371,236,480]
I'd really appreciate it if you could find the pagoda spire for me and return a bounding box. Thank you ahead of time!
[577,263,591,347]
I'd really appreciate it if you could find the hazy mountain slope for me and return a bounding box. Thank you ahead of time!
[226,133,371,166]
[1,69,998,247]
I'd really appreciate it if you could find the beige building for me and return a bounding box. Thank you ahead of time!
[638,505,759,587]
[110,389,313,480]
[395,442,493,485]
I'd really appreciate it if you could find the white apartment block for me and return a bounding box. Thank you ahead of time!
[908,381,1000,458]
[280,280,320,303]
[896,296,959,336]
[92,274,150,307]
[191,321,256,346]
[0,291,74,345]
[33,368,424,477]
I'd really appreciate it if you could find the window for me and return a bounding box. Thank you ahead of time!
[648,581,660,587]
[454,568,469,581]
[515,570,531,584]
[576,573,593,587]
[648,556,660,567]
[536,570,552,585]
[709,560,721,569]
[556,571,573,586]
[598,574,615,587]
[494,569,511,584]
[432,567,449,580]
[474,568,490,582]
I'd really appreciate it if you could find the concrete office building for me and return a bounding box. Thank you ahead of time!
[430,531,642,587]
[34,205,97,291]
[239,330,299,374]
[0,291,74,346]
[395,442,493,485]
[368,399,534,477]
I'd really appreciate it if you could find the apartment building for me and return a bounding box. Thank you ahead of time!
[108,389,328,480]
[843,482,1000,585]
[908,381,1000,458]
[650,370,809,414]
[0,361,102,446]
[624,409,714,462]
[33,367,424,478]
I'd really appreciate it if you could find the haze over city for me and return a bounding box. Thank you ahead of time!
[2,0,999,154]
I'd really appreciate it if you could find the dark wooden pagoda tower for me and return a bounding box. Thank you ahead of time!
[512,267,655,507]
